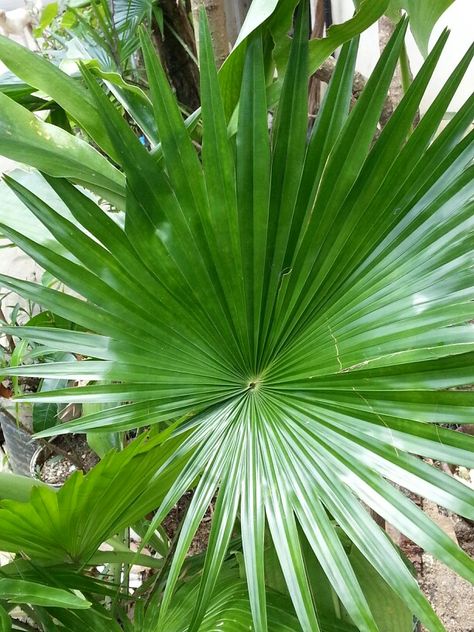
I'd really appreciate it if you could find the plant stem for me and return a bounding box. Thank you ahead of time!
[0,306,15,353]
[121,528,131,595]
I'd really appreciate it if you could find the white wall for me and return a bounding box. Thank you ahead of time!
[407,0,474,113]
[332,0,474,114]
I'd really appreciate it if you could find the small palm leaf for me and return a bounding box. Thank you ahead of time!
[0,433,183,564]
[160,564,360,632]
[0,3,473,630]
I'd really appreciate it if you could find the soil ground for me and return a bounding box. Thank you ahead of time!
[34,434,99,485]
[401,498,474,632]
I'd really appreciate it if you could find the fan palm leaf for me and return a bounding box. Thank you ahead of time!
[0,3,473,630]
[0,431,185,563]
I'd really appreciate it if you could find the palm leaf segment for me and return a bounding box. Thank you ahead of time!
[1,3,473,630]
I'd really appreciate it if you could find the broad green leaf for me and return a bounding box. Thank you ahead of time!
[348,547,413,632]
[83,403,121,457]
[0,92,125,207]
[0,434,186,563]
[0,34,116,158]
[221,0,388,116]
[308,0,389,73]
[87,60,159,145]
[36,2,59,33]
[407,0,454,56]
[388,0,455,56]
[160,567,302,632]
[32,376,68,433]
[0,579,91,609]
[0,74,39,109]
[234,0,279,47]
[0,170,81,258]
[0,472,48,502]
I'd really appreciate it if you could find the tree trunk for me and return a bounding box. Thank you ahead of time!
[224,0,251,46]
[191,0,229,67]
[308,0,326,120]
[152,0,200,112]
[378,15,405,126]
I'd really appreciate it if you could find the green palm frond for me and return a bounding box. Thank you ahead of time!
[0,2,473,630]
[160,564,360,632]
[0,432,182,564]
[113,0,154,32]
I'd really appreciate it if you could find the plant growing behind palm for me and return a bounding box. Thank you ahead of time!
[0,2,473,630]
